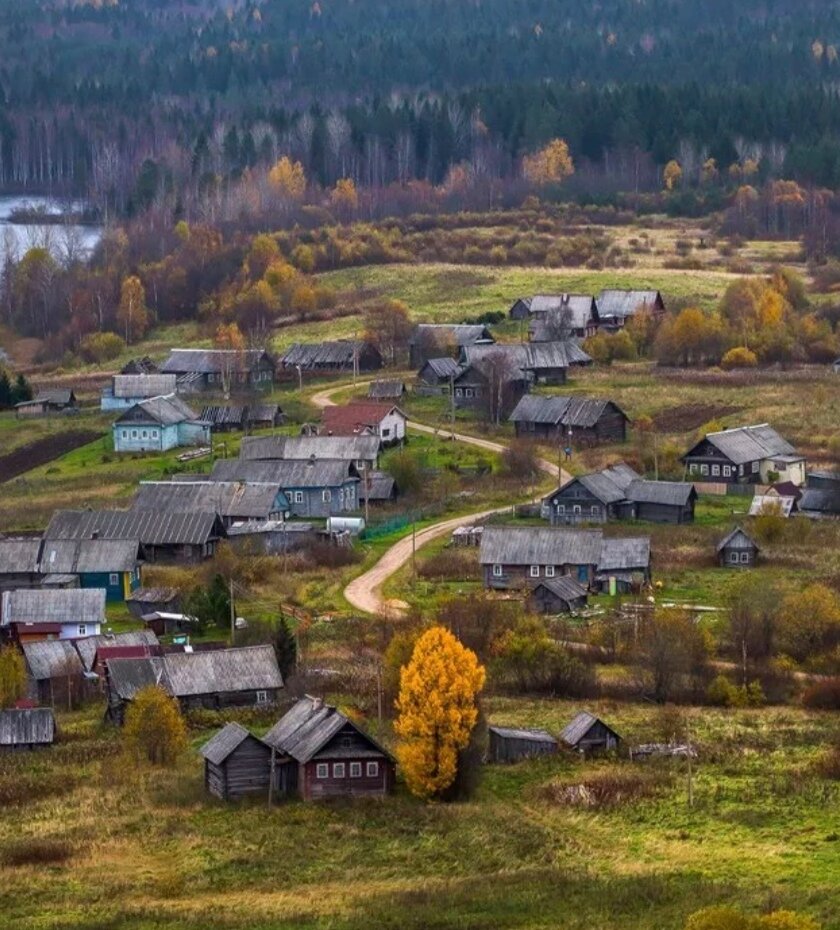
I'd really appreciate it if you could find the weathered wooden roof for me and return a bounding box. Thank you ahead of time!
[280,340,371,368]
[75,630,160,672]
[480,526,650,572]
[359,471,396,502]
[510,395,625,428]
[560,711,621,747]
[1,588,105,627]
[125,586,179,605]
[133,481,286,519]
[686,424,799,466]
[625,479,696,507]
[121,357,159,375]
[598,536,651,572]
[717,527,760,552]
[249,403,281,422]
[0,708,55,746]
[547,465,691,509]
[21,639,84,680]
[368,380,405,399]
[200,722,265,765]
[115,394,201,426]
[0,538,42,574]
[46,510,224,546]
[799,488,840,515]
[524,341,593,370]
[18,388,76,407]
[533,576,590,603]
[211,459,358,489]
[240,434,379,462]
[40,538,140,574]
[112,374,177,399]
[161,348,273,375]
[419,357,464,380]
[597,289,662,320]
[199,405,247,427]
[488,725,557,743]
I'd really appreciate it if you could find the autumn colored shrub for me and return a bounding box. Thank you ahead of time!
[801,677,840,710]
[123,686,187,766]
[721,346,758,369]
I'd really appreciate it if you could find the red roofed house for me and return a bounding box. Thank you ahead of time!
[321,402,407,448]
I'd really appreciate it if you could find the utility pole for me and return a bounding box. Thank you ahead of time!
[686,722,694,809]
[229,577,236,646]
[268,745,276,808]
[353,329,359,386]
[364,468,370,525]
[449,372,456,439]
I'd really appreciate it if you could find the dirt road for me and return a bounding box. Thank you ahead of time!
[310,380,567,615]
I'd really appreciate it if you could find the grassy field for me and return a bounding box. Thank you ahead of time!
[0,699,836,930]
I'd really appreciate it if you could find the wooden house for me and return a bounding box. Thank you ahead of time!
[45,509,226,564]
[524,295,600,340]
[409,323,494,367]
[682,424,805,487]
[39,538,142,602]
[560,711,621,754]
[487,725,558,763]
[105,644,284,723]
[0,539,44,594]
[15,389,78,418]
[199,405,248,432]
[479,526,650,591]
[359,471,398,504]
[240,434,379,471]
[528,576,589,613]
[101,374,178,411]
[510,395,629,444]
[200,722,273,801]
[125,586,180,620]
[416,357,464,390]
[161,348,276,391]
[20,639,86,706]
[113,395,210,453]
[368,380,406,400]
[1,588,105,643]
[321,402,407,447]
[132,480,290,527]
[596,289,665,331]
[0,708,55,750]
[263,695,396,801]
[209,459,360,518]
[717,527,760,568]
[74,630,161,677]
[280,340,382,374]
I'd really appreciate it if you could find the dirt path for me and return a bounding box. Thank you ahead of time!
[310,380,567,615]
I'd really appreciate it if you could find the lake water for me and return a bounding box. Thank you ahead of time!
[0,195,102,264]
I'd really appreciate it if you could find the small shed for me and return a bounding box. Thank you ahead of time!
[15,389,78,418]
[200,722,273,801]
[717,527,760,568]
[199,405,248,432]
[560,711,621,754]
[126,586,181,620]
[0,707,56,750]
[488,725,558,763]
[368,380,406,400]
[529,576,589,614]
[249,404,284,429]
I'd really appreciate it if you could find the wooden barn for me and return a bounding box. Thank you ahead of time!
[510,395,629,445]
[125,586,181,620]
[560,711,621,754]
[528,576,589,613]
[199,405,249,432]
[15,389,78,418]
[368,380,406,400]
[717,527,760,568]
[488,725,558,763]
[200,722,273,801]
[0,708,56,750]
[416,357,464,389]
[248,404,284,429]
[280,340,382,374]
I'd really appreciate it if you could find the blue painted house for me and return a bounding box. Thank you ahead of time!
[101,374,178,411]
[112,395,210,453]
[39,538,142,602]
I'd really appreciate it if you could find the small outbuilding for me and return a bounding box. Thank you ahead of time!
[15,389,78,418]
[200,721,274,801]
[126,586,181,620]
[0,707,56,750]
[529,576,589,614]
[717,527,760,568]
[560,711,621,754]
[487,725,558,764]
[368,380,406,400]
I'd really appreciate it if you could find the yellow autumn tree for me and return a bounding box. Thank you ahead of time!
[268,156,307,201]
[394,626,485,800]
[0,645,26,709]
[214,321,245,396]
[522,138,575,185]
[116,275,150,344]
[663,159,682,190]
[330,177,359,213]
[123,686,187,766]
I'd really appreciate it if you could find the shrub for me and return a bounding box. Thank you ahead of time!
[721,346,758,370]
[543,768,672,808]
[801,677,840,710]
[80,331,126,363]
[123,686,187,766]
[706,674,765,707]
[304,540,362,568]
[418,549,478,581]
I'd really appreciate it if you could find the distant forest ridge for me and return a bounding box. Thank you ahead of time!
[4,0,840,205]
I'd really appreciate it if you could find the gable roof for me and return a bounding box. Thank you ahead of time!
[199,405,248,427]
[359,471,396,502]
[249,403,282,423]
[480,526,650,572]
[528,294,595,319]
[115,394,201,427]
[17,388,76,408]
[133,481,287,519]
[597,289,662,320]
[75,630,160,672]
[560,711,620,747]
[210,458,358,489]
[280,340,373,368]
[625,479,696,507]
[39,538,140,574]
[0,538,42,574]
[240,434,379,462]
[161,348,273,375]
[107,645,283,701]
[1,588,105,628]
[200,721,266,765]
[368,380,405,399]
[112,374,177,399]
[412,323,494,348]
[263,695,394,763]
[419,357,464,380]
[321,402,406,436]
[510,395,626,428]
[717,527,760,552]
[0,708,55,746]
[686,424,799,466]
[21,639,84,681]
[533,576,589,603]
[799,488,840,515]
[464,342,591,380]
[45,510,224,547]
[546,467,691,509]
[488,725,557,743]
[598,536,651,572]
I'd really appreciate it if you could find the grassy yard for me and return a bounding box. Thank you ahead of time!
[0,699,836,930]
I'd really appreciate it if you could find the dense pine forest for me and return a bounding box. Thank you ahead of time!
[6,0,840,206]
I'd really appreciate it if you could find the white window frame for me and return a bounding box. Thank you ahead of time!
[689,463,697,474]
[255,690,268,704]
[322,489,332,502]
[492,564,503,577]
[333,762,346,778]
[700,464,709,476]
[350,762,362,778]
[109,573,119,586]
[729,551,739,563]
[711,465,720,476]
[545,565,555,578]
[722,466,731,477]
[573,505,581,514]
[557,504,565,514]
[366,761,379,777]
[121,429,128,439]
[740,552,749,564]
[78,624,87,636]
[131,430,138,439]
[316,763,329,779]
[294,491,304,503]
[752,461,759,473]
[529,565,540,578]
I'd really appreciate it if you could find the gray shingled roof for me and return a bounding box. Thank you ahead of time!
[280,341,370,368]
[799,489,840,514]
[717,527,760,553]
[199,405,247,427]
[419,357,464,380]
[691,424,799,466]
[200,722,262,765]
[74,630,160,672]
[46,510,224,546]
[18,389,76,407]
[40,538,140,574]
[577,473,630,505]
[413,324,494,346]
[560,711,620,747]
[488,725,557,743]
[533,576,589,603]
[466,342,591,380]
[21,640,84,680]
[107,645,283,701]
[625,479,695,507]
[600,463,639,492]
[525,341,593,369]
[161,348,272,375]
[597,289,661,320]
[249,403,281,423]
[211,458,358,489]
[368,380,405,399]
[133,481,287,519]
[598,537,651,572]
[1,589,105,627]
[359,471,396,502]
[510,394,626,428]
[115,394,201,426]
[112,374,177,399]
[0,708,55,747]
[480,526,603,566]
[0,538,42,574]
[240,434,379,462]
